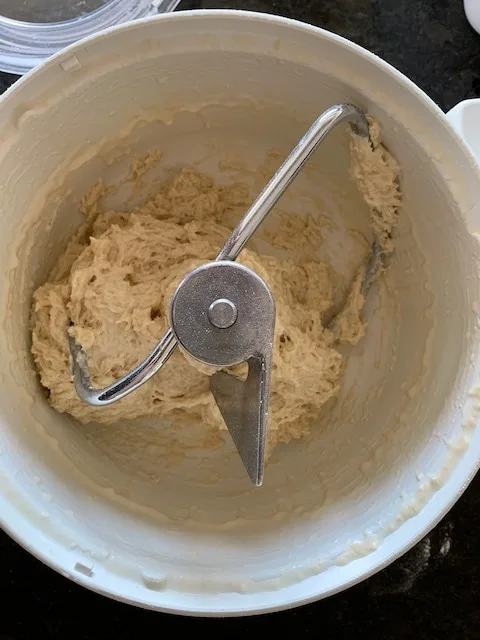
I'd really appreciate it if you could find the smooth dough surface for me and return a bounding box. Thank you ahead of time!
[31,121,400,451]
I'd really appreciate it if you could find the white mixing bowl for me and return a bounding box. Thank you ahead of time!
[0,11,479,616]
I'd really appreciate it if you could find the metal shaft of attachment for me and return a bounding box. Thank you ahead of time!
[69,103,370,406]
[208,298,238,329]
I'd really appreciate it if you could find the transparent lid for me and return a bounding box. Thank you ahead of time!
[0,0,181,75]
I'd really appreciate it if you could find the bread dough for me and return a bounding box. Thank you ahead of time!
[350,118,402,255]
[31,121,400,451]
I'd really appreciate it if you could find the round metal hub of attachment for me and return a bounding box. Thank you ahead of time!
[170,260,275,368]
[208,298,238,329]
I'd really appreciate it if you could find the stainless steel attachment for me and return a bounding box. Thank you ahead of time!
[68,103,370,485]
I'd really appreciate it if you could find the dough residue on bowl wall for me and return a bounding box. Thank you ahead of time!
[31,119,401,453]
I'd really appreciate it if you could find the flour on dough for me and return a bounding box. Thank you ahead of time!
[31,120,401,452]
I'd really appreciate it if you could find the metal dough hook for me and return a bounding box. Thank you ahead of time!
[68,103,370,485]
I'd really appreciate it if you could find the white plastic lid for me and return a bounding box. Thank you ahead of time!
[0,0,181,75]
[464,0,480,35]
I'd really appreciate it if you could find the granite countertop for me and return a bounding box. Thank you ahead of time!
[1,1,479,638]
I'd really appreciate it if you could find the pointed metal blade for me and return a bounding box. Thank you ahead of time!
[210,356,269,486]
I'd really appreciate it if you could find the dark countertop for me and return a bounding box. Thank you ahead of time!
[1,1,479,638]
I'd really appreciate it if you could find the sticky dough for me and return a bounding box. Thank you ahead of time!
[31,119,401,451]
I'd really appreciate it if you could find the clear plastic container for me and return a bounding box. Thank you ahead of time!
[0,0,181,75]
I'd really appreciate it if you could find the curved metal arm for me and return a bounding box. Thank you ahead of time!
[217,103,369,261]
[68,327,177,405]
[68,103,370,406]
